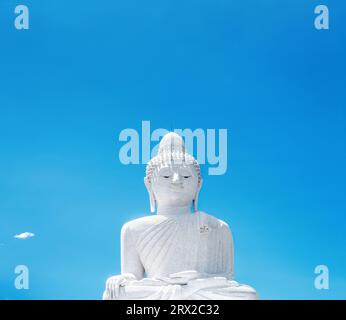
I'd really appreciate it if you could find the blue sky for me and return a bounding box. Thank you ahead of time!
[0,0,345,299]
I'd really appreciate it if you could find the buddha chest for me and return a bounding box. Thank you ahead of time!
[133,212,231,278]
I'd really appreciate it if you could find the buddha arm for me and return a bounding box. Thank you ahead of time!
[120,223,145,280]
[223,223,234,278]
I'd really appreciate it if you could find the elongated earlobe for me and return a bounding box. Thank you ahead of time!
[193,180,203,212]
[193,196,198,212]
[144,177,156,213]
[149,192,156,213]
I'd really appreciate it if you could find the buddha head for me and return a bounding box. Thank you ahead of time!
[144,132,203,213]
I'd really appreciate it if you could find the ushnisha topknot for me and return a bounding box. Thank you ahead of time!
[145,132,201,184]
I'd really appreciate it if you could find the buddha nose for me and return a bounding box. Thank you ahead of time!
[172,173,182,184]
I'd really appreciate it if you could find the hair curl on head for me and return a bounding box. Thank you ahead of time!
[145,131,202,185]
[145,152,201,185]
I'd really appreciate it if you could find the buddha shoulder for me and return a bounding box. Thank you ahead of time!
[121,215,167,236]
[197,211,231,231]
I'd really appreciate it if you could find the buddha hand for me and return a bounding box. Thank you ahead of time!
[103,273,137,300]
[168,270,203,283]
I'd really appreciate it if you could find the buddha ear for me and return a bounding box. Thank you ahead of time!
[193,179,203,212]
[144,177,156,213]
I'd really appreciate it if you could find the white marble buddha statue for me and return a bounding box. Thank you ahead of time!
[103,132,258,300]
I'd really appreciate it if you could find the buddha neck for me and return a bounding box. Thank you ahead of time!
[157,205,192,216]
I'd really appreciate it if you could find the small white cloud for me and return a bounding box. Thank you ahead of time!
[14,232,35,240]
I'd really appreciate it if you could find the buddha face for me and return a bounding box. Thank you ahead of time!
[148,163,200,208]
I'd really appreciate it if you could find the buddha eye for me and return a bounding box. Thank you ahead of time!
[162,175,170,178]
[183,176,191,179]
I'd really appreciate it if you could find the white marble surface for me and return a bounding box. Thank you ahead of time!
[120,210,233,279]
[103,132,258,300]
[103,209,258,300]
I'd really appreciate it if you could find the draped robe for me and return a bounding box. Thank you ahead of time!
[103,211,258,300]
